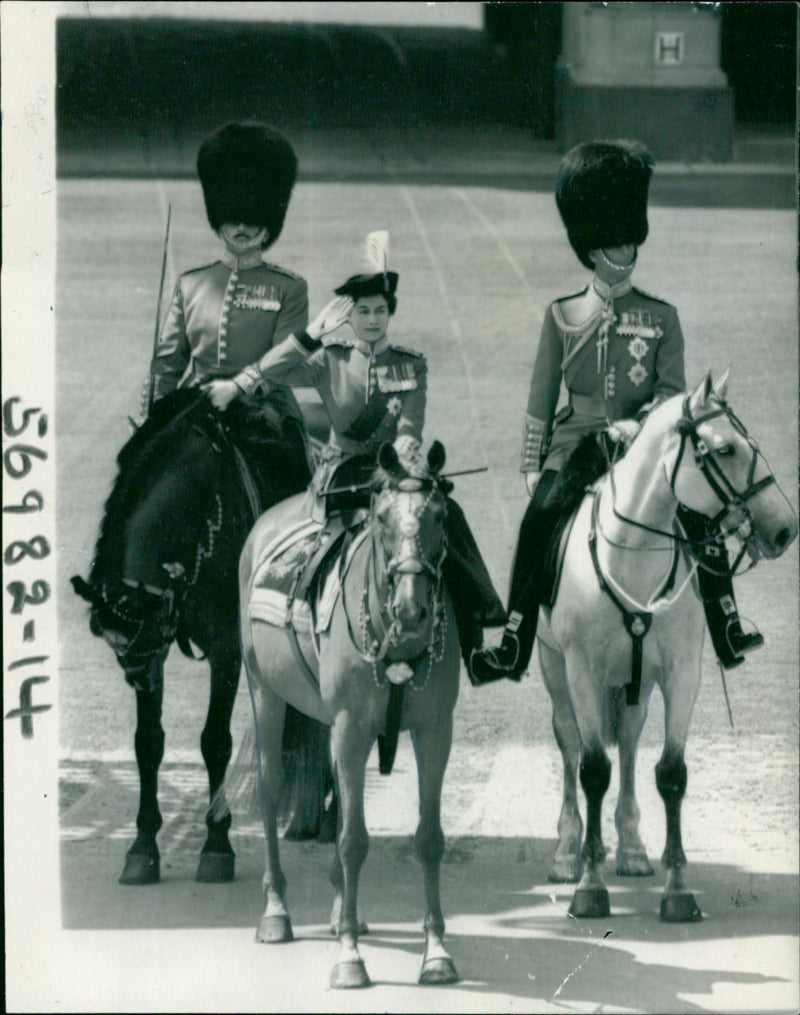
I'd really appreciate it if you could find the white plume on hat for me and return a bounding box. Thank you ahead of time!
[363,230,390,275]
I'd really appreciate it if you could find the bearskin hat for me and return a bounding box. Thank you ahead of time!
[555,140,654,270]
[197,121,298,247]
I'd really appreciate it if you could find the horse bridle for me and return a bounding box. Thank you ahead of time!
[345,480,448,673]
[96,400,254,670]
[669,395,775,539]
[605,394,773,562]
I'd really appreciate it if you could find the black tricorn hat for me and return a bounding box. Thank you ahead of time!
[197,121,298,247]
[334,272,399,300]
[555,140,654,270]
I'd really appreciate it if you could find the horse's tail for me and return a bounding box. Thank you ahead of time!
[220,705,335,843]
[279,706,336,842]
[601,686,622,747]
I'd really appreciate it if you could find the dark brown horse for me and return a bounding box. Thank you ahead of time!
[72,388,320,884]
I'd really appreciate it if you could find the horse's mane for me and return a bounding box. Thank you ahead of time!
[546,433,611,516]
[89,389,288,585]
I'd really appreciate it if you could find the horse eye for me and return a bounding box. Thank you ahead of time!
[716,444,736,458]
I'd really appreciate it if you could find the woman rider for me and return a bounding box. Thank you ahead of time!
[469,140,764,685]
[205,235,507,675]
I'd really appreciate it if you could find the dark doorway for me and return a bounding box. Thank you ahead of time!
[483,3,562,136]
[720,2,797,126]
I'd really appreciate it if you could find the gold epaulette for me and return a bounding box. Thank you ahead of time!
[181,261,218,277]
[553,285,590,306]
[261,261,304,281]
[389,343,425,359]
[631,285,673,307]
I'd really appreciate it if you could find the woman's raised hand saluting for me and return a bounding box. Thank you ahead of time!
[307,296,354,341]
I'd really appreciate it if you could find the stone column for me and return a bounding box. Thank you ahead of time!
[555,2,734,161]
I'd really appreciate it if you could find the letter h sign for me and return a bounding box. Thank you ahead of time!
[655,31,685,66]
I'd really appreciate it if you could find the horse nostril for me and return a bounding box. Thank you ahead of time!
[775,527,791,550]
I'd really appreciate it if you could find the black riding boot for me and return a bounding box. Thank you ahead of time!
[678,508,765,669]
[468,472,559,686]
[442,498,507,672]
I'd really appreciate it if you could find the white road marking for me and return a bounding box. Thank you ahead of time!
[453,187,545,329]
[399,184,512,537]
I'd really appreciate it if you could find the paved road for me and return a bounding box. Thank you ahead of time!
[57,732,799,1013]
[7,167,798,1013]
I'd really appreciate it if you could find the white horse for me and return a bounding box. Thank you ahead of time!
[537,371,797,921]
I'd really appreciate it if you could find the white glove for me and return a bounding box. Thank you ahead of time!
[525,471,541,497]
[203,379,239,411]
[307,296,354,341]
[393,435,425,476]
[607,418,641,445]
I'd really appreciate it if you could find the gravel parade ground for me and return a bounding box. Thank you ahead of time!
[30,166,797,1013]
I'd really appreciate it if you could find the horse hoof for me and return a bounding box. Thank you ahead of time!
[661,893,702,923]
[256,914,294,943]
[548,858,582,883]
[569,888,610,919]
[419,957,459,985]
[616,853,655,877]
[119,852,160,885]
[330,959,370,989]
[196,852,235,883]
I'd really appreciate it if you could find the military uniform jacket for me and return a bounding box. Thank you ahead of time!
[148,251,308,416]
[256,329,427,487]
[522,278,686,473]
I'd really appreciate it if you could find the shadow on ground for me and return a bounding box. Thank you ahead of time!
[60,830,797,1011]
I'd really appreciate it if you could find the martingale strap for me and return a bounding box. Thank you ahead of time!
[588,492,678,706]
[377,683,405,775]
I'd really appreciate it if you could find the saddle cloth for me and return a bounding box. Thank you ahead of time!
[248,494,365,637]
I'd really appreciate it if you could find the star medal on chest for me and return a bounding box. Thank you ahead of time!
[617,309,663,388]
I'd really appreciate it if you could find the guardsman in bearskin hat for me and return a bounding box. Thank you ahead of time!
[469,139,763,685]
[206,231,507,672]
[144,120,308,434]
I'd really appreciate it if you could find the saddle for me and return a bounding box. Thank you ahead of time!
[541,433,614,608]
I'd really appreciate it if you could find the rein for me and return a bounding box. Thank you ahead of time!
[604,395,769,577]
[100,394,262,666]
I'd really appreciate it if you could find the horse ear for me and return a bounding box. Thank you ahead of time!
[687,372,713,415]
[427,440,446,475]
[713,366,731,402]
[378,441,401,475]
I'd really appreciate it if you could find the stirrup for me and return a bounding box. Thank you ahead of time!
[727,625,764,657]
[467,637,521,687]
[717,622,765,670]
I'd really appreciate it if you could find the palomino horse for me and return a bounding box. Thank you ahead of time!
[72,388,314,884]
[536,372,796,921]
[239,441,461,989]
